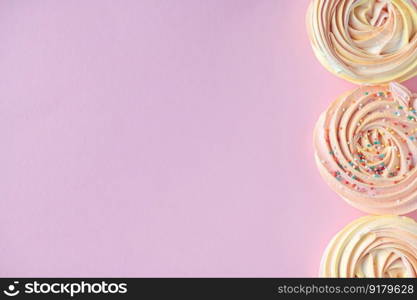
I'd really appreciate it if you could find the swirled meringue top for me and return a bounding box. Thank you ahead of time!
[320,215,417,278]
[307,0,417,84]
[314,82,417,214]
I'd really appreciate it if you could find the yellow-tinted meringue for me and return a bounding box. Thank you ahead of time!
[314,82,417,214]
[320,215,417,278]
[307,0,417,84]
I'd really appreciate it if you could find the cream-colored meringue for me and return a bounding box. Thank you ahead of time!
[320,215,417,278]
[307,0,417,84]
[314,82,417,214]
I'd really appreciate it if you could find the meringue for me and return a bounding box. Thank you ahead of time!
[307,0,417,84]
[314,82,417,214]
[320,215,417,278]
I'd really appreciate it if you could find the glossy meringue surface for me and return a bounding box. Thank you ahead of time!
[307,0,417,84]
[314,82,417,214]
[320,215,417,278]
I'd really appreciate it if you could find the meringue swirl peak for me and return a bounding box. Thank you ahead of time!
[307,0,417,84]
[320,215,417,278]
[314,82,417,214]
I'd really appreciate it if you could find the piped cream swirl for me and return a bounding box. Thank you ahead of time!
[320,215,417,278]
[307,0,417,84]
[314,82,417,214]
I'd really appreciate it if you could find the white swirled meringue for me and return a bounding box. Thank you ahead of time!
[307,0,417,84]
[320,215,417,278]
[314,82,417,214]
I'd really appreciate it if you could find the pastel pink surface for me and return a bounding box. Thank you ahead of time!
[2,0,417,277]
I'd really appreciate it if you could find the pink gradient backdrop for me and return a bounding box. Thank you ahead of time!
[2,0,417,277]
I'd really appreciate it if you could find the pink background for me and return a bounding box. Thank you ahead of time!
[2,0,417,277]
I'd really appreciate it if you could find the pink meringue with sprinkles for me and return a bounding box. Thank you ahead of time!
[314,82,417,214]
